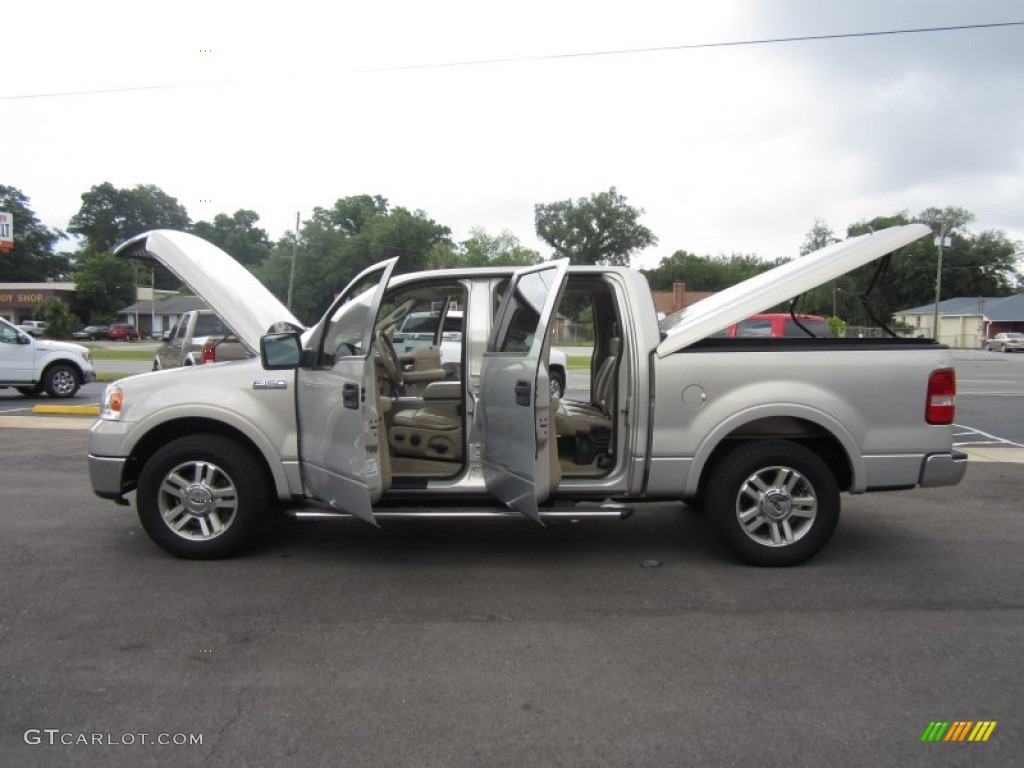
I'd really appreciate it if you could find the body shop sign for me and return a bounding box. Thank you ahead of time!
[0,212,12,250]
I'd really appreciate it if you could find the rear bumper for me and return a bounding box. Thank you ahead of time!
[919,450,968,487]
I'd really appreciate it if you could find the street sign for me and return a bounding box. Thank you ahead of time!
[0,212,12,251]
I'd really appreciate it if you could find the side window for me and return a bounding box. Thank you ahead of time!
[320,284,377,366]
[736,319,772,337]
[494,270,555,355]
[0,321,19,344]
[174,318,189,342]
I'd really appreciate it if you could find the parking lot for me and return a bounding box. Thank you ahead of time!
[0,350,1021,767]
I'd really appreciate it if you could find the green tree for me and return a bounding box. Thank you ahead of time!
[917,206,975,239]
[38,296,78,338]
[800,218,840,256]
[642,250,780,291]
[0,185,69,281]
[426,227,541,269]
[72,252,135,322]
[816,208,1022,325]
[534,187,657,266]
[191,210,272,266]
[68,182,192,255]
[252,195,452,324]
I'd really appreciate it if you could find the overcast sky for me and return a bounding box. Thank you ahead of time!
[4,0,1023,269]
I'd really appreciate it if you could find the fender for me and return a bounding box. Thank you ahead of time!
[685,402,865,497]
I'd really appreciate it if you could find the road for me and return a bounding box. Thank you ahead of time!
[0,427,1020,767]
[952,349,1024,447]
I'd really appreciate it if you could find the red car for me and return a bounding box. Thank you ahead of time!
[105,323,142,341]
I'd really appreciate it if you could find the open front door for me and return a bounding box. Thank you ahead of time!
[297,258,398,524]
[479,260,569,522]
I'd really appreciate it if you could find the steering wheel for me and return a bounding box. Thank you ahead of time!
[375,329,404,390]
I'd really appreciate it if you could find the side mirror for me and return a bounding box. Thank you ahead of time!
[261,331,303,370]
[17,333,32,345]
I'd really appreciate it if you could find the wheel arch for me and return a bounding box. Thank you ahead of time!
[40,357,86,382]
[123,417,289,501]
[689,413,857,502]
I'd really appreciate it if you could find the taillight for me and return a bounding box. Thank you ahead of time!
[926,368,956,424]
[201,342,216,364]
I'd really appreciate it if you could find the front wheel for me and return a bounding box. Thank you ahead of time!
[43,364,81,398]
[705,440,839,566]
[136,434,270,559]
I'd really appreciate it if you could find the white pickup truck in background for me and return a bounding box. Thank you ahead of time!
[89,225,966,566]
[0,317,95,398]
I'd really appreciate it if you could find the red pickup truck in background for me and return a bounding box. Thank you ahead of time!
[713,313,832,338]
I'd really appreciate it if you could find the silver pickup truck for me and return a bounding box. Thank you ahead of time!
[153,309,249,370]
[88,225,966,566]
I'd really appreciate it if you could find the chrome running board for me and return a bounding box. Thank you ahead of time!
[286,502,633,522]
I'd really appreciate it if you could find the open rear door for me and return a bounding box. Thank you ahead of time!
[297,258,398,524]
[479,260,569,522]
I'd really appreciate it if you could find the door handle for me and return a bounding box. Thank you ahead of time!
[342,382,360,409]
[514,379,531,407]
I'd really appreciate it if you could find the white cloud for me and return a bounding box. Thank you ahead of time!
[4,0,1022,270]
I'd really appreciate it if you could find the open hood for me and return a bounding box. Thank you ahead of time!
[656,223,931,357]
[115,230,302,352]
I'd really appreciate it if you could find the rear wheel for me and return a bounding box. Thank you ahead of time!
[136,434,270,559]
[43,364,81,398]
[706,439,839,566]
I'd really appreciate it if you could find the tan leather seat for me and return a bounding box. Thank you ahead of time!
[555,334,618,467]
[557,335,619,432]
[389,404,463,461]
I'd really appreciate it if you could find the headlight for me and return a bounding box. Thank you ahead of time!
[100,384,124,421]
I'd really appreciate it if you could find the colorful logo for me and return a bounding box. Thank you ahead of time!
[921,721,997,742]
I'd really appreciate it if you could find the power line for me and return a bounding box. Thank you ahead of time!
[364,20,1024,72]
[3,21,1021,101]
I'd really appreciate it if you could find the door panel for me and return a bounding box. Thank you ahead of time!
[479,260,569,521]
[297,258,398,524]
[0,321,34,382]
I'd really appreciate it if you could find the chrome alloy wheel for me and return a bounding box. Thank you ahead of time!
[49,368,78,396]
[735,465,818,547]
[158,460,239,541]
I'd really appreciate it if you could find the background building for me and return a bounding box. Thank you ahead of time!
[894,294,1024,348]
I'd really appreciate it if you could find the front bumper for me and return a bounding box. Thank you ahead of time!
[88,454,128,500]
[919,450,968,487]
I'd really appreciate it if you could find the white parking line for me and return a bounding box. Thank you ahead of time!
[953,424,1024,449]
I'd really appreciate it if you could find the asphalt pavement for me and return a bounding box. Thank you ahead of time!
[0,425,1022,767]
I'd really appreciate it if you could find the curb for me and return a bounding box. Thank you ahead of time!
[31,405,101,416]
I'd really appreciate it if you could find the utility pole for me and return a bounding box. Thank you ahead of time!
[931,221,948,342]
[287,211,299,311]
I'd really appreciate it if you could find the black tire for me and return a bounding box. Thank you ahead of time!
[16,385,43,397]
[705,439,839,567]
[136,434,270,559]
[43,364,82,398]
[550,367,566,399]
